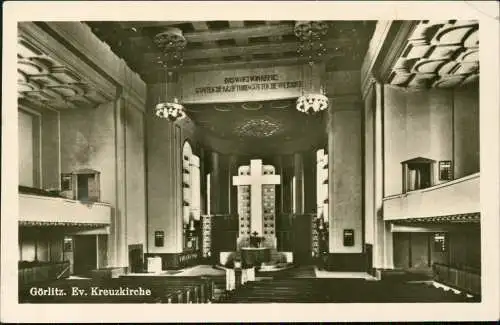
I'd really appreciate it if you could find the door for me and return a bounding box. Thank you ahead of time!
[73,235,97,276]
[393,232,411,269]
[128,245,144,273]
[211,215,238,263]
[77,174,90,200]
[292,215,312,264]
[410,233,431,271]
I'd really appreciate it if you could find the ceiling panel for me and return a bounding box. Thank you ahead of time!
[85,20,376,82]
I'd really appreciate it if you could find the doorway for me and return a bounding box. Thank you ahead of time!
[128,244,144,273]
[73,235,97,276]
[292,215,312,264]
[393,232,449,274]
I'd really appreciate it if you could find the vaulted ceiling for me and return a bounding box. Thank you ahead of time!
[85,20,376,82]
[387,20,479,88]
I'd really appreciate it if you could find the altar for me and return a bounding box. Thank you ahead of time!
[213,159,293,268]
[241,247,270,268]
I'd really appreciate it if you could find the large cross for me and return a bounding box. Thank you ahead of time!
[233,159,280,235]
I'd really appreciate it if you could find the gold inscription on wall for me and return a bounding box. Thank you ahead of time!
[181,66,311,103]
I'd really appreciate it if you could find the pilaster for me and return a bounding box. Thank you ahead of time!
[327,95,363,254]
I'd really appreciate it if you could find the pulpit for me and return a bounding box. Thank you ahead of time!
[241,247,270,268]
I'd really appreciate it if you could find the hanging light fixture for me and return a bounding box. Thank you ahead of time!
[153,27,187,122]
[296,91,329,114]
[153,27,187,69]
[294,21,329,65]
[295,21,330,114]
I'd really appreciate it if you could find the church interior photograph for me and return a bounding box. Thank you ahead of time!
[15,19,481,304]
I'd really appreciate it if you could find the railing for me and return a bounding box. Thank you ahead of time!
[432,263,481,296]
[18,261,71,286]
[383,173,479,221]
[19,193,112,225]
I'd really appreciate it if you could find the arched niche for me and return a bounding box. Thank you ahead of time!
[182,140,201,252]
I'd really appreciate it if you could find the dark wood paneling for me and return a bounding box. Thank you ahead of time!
[144,252,200,270]
[292,214,312,264]
[211,214,238,254]
[324,253,367,272]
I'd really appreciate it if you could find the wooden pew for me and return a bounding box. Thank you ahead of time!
[119,275,215,303]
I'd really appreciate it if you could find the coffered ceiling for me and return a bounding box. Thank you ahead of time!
[17,35,112,110]
[387,20,479,88]
[85,20,376,82]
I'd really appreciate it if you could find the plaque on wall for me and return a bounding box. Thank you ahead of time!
[439,160,453,181]
[154,231,165,247]
[61,173,72,191]
[343,229,355,247]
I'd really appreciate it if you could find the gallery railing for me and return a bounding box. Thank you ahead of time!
[432,263,481,296]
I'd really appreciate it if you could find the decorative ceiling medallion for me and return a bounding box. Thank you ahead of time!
[47,84,85,97]
[454,62,479,75]
[393,58,419,74]
[389,21,479,89]
[18,83,35,93]
[234,117,284,138]
[463,29,479,48]
[433,76,464,88]
[457,49,478,62]
[270,100,290,109]
[242,102,263,111]
[30,74,65,88]
[214,104,233,112]
[426,45,461,60]
[437,61,460,76]
[17,36,110,110]
[50,67,81,83]
[462,74,479,85]
[17,38,43,58]
[17,70,28,83]
[403,44,431,60]
[407,73,436,88]
[42,87,65,101]
[433,24,477,46]
[23,91,57,102]
[30,56,55,69]
[18,59,50,75]
[412,59,447,74]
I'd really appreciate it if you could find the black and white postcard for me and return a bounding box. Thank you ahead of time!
[2,1,499,323]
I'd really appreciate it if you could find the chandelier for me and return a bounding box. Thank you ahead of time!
[153,27,187,69]
[294,21,329,65]
[294,21,330,114]
[296,92,329,114]
[153,27,188,122]
[155,97,186,121]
